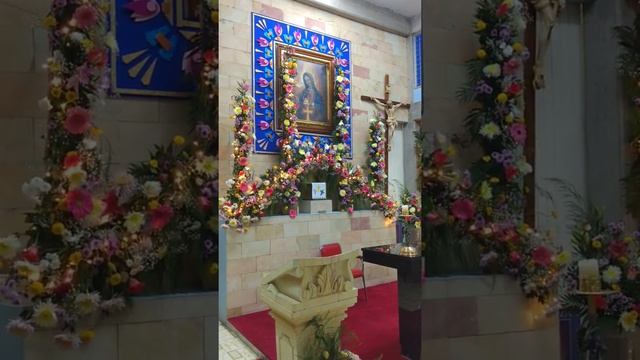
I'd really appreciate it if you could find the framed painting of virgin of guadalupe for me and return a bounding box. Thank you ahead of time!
[275,44,335,135]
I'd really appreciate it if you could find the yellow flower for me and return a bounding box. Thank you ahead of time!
[124,212,145,233]
[173,135,185,146]
[65,91,78,103]
[149,159,158,168]
[476,49,487,59]
[81,39,94,51]
[620,311,638,332]
[505,113,514,123]
[496,93,509,104]
[90,127,103,138]
[209,263,219,275]
[283,120,290,127]
[482,155,491,162]
[79,330,95,343]
[489,177,500,184]
[624,236,633,244]
[339,189,347,197]
[475,20,487,31]
[619,256,629,265]
[554,251,571,266]
[513,42,524,54]
[234,107,242,115]
[28,281,45,297]
[591,240,602,249]
[68,251,82,266]
[50,87,62,98]
[109,273,122,286]
[148,200,160,210]
[51,222,66,236]
[43,15,57,28]
[33,301,58,328]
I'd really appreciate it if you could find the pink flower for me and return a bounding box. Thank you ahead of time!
[503,59,520,75]
[238,157,249,167]
[509,123,527,144]
[289,208,297,218]
[426,212,440,223]
[74,5,99,29]
[259,121,270,130]
[149,205,174,231]
[66,189,93,220]
[451,198,475,221]
[509,251,522,264]
[239,182,251,194]
[64,106,91,134]
[285,84,294,94]
[531,246,553,267]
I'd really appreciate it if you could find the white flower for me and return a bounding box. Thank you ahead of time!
[620,311,638,332]
[33,301,59,328]
[225,179,235,187]
[50,77,62,87]
[6,319,34,337]
[516,159,533,175]
[74,292,100,316]
[38,97,53,111]
[143,181,162,198]
[196,156,216,177]
[53,333,81,349]
[100,297,126,314]
[502,45,514,57]
[603,265,622,284]
[69,32,85,42]
[0,235,22,260]
[22,177,52,203]
[45,253,61,270]
[14,261,40,281]
[82,138,97,150]
[124,212,145,233]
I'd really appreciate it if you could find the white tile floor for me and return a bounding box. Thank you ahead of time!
[219,322,262,360]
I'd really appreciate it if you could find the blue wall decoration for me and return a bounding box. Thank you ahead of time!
[252,13,352,156]
[414,33,422,89]
[111,0,201,97]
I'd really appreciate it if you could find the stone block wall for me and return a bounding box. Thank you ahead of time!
[218,0,413,192]
[421,275,560,360]
[225,211,397,317]
[0,0,192,235]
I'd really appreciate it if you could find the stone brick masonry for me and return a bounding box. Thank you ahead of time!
[225,211,397,316]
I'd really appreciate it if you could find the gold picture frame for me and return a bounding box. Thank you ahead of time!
[275,44,335,135]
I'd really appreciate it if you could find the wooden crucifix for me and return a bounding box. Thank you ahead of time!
[361,74,410,193]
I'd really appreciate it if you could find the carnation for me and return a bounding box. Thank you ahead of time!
[64,106,91,135]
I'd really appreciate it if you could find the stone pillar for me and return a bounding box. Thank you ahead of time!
[584,1,634,220]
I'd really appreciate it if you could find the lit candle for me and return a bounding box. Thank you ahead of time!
[578,259,601,292]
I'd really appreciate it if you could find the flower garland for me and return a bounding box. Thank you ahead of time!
[615,16,640,219]
[461,0,531,221]
[367,117,387,192]
[397,189,421,236]
[0,0,218,346]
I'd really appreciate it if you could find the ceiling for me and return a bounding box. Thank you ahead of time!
[361,0,420,18]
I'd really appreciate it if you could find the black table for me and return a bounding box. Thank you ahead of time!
[362,244,422,360]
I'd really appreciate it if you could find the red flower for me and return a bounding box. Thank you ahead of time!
[63,151,82,169]
[21,247,39,263]
[289,208,298,219]
[149,205,174,231]
[87,48,107,67]
[509,251,522,264]
[496,3,510,17]
[432,149,448,167]
[594,295,608,311]
[504,165,518,182]
[426,212,441,223]
[128,278,145,295]
[531,246,553,267]
[238,157,249,167]
[506,83,522,96]
[66,188,93,220]
[102,191,122,217]
[64,106,91,135]
[451,198,476,221]
[203,50,216,65]
[73,4,99,29]
[608,239,628,259]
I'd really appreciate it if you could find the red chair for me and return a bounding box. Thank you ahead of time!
[320,243,367,300]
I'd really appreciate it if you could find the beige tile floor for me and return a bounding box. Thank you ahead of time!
[219,322,262,360]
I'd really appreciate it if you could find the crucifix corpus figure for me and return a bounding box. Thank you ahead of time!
[361,74,410,193]
[531,0,566,90]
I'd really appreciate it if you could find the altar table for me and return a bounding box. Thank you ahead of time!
[362,244,422,360]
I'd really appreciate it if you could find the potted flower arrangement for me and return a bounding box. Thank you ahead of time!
[302,317,361,360]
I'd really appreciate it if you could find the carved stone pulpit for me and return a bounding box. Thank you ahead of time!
[258,250,360,360]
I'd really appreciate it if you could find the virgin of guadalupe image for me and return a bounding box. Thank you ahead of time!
[297,72,326,123]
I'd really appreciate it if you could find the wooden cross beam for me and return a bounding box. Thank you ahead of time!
[361,74,410,193]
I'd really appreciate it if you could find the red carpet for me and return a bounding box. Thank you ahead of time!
[228,282,402,359]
